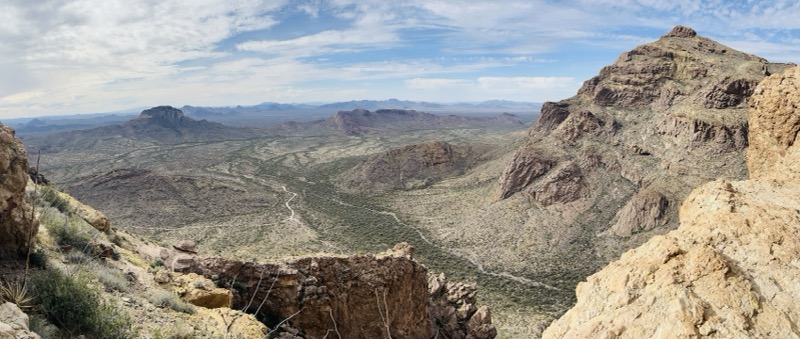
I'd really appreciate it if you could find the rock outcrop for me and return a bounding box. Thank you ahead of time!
[0,302,40,339]
[0,122,38,259]
[428,273,497,339]
[340,141,479,192]
[52,189,110,232]
[493,26,794,283]
[193,307,268,338]
[543,67,800,338]
[197,243,495,339]
[170,273,232,309]
[159,240,201,273]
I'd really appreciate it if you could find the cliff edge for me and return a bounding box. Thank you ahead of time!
[543,66,800,338]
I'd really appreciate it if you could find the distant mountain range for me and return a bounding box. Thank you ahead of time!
[4,100,540,136]
[183,99,539,117]
[23,105,528,153]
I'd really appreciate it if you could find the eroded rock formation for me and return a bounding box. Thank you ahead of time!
[0,123,38,259]
[340,140,479,192]
[543,66,800,338]
[197,243,495,339]
[494,26,794,281]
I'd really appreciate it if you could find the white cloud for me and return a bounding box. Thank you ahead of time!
[405,76,579,102]
[477,77,575,90]
[405,78,472,89]
[236,28,398,56]
[0,0,798,117]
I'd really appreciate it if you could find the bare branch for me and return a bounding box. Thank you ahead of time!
[267,308,303,336]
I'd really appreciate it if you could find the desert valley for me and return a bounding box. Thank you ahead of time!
[2,25,800,339]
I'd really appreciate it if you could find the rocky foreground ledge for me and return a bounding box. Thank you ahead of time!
[147,242,496,339]
[544,67,800,338]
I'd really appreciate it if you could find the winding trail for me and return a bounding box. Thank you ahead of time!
[307,191,561,291]
[281,186,299,223]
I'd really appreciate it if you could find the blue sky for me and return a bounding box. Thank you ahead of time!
[0,0,798,118]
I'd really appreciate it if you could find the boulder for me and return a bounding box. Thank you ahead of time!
[172,273,232,309]
[192,307,268,338]
[0,123,38,258]
[0,302,40,339]
[172,240,197,254]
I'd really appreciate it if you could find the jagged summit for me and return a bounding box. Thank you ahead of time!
[544,66,800,339]
[487,25,793,292]
[662,25,697,38]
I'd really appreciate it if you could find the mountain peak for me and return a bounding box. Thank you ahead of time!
[662,25,697,38]
[137,106,185,122]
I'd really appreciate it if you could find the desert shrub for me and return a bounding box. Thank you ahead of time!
[28,314,60,338]
[65,250,92,264]
[40,208,95,251]
[151,324,195,339]
[94,265,130,293]
[146,289,195,314]
[31,269,136,338]
[39,185,72,214]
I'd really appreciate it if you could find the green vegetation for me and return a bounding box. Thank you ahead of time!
[275,156,574,312]
[40,207,95,251]
[146,289,196,314]
[0,278,33,311]
[39,185,72,214]
[32,269,136,338]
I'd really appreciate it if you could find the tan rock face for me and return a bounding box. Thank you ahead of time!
[0,302,40,339]
[197,244,496,339]
[543,66,800,338]
[492,26,794,285]
[746,66,800,180]
[192,307,268,338]
[168,273,232,309]
[0,123,38,258]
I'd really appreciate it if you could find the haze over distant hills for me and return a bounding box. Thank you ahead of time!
[5,99,540,136]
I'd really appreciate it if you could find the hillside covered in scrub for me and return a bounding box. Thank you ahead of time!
[0,121,496,338]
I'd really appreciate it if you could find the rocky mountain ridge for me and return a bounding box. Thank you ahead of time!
[339,140,482,192]
[492,25,794,277]
[544,65,800,339]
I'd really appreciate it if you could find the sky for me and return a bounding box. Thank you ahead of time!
[0,0,798,118]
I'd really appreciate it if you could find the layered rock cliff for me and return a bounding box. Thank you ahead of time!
[194,243,495,339]
[494,26,794,277]
[543,66,800,338]
[0,122,38,259]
